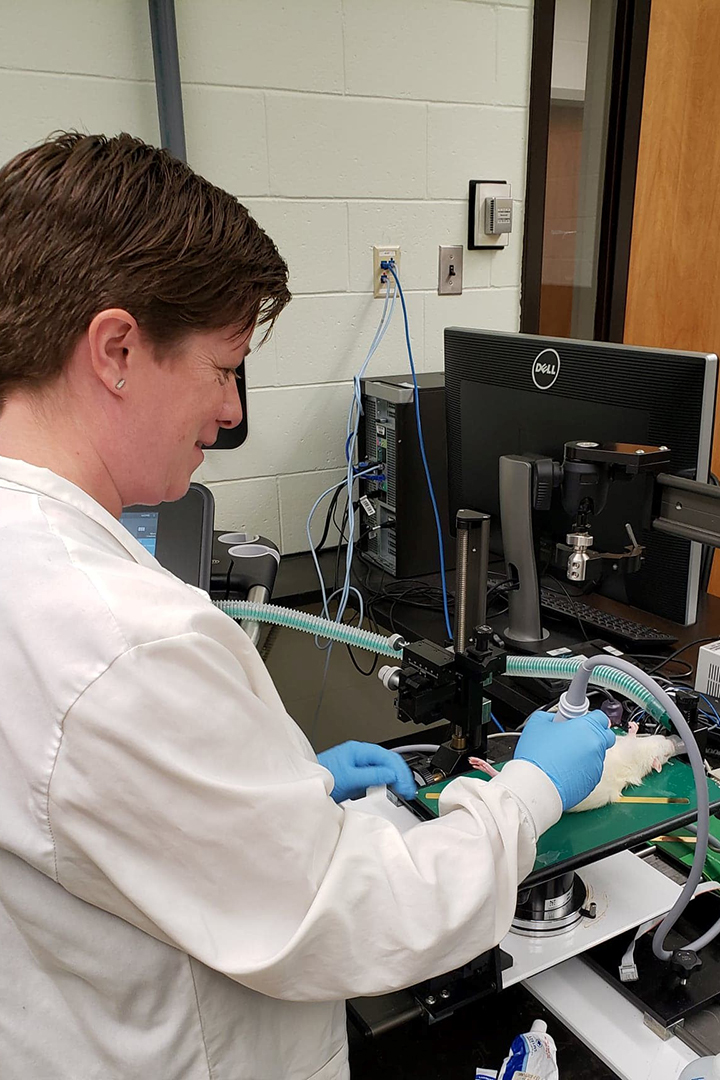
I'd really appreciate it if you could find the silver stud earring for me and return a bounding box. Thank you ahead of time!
[115,379,126,390]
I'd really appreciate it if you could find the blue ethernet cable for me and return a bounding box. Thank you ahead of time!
[383,261,453,641]
[696,692,720,726]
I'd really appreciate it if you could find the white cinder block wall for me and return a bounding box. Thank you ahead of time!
[0,0,533,553]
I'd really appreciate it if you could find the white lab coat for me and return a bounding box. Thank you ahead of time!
[0,456,562,1080]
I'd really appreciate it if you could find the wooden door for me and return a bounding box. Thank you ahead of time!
[623,0,720,593]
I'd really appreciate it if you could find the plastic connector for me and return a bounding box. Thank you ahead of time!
[618,961,639,983]
[555,689,591,722]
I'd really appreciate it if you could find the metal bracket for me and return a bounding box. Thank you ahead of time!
[654,472,720,548]
[642,1012,683,1042]
[565,441,671,474]
[453,510,491,653]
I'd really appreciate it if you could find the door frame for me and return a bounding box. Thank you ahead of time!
[520,0,652,341]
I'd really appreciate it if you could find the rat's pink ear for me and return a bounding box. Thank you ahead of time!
[652,759,662,772]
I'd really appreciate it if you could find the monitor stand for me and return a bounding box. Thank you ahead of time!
[499,454,549,649]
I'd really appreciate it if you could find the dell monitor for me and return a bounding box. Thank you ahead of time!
[444,328,717,625]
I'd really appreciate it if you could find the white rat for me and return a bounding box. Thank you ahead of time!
[569,722,683,812]
[469,722,683,813]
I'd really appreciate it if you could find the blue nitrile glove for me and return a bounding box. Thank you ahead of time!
[318,741,417,803]
[514,709,616,811]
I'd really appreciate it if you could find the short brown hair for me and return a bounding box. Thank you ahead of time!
[0,132,290,400]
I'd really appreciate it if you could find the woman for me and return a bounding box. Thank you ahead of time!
[0,132,613,1080]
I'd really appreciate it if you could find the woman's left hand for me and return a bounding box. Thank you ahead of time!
[318,740,417,803]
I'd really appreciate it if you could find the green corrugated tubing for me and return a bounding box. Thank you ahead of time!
[215,599,404,656]
[505,655,670,727]
[213,606,670,721]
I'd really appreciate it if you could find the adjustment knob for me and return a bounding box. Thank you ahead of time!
[378,666,402,692]
[671,949,702,985]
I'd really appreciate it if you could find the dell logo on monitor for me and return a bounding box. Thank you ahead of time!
[532,348,561,390]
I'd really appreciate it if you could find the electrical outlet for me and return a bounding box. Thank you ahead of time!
[373,245,401,298]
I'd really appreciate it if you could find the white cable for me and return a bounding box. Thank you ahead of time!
[308,283,397,729]
[337,279,397,625]
[619,881,720,982]
[305,279,397,648]
[305,465,385,629]
[325,585,364,627]
[345,279,397,451]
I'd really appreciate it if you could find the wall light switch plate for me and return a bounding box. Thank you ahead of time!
[468,180,512,249]
[438,245,463,294]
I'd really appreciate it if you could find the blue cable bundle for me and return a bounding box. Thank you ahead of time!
[383,261,453,641]
[306,281,396,643]
[307,261,453,665]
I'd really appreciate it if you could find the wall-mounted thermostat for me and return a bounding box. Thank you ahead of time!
[468,180,512,250]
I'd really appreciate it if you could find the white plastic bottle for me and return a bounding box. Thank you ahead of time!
[497,1019,558,1080]
[679,1055,720,1080]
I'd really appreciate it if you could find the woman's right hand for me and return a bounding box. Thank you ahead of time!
[513,709,616,811]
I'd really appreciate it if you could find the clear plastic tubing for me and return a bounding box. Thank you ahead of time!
[215,599,404,657]
[505,655,670,726]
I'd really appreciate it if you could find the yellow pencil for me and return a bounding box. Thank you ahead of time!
[652,836,697,843]
[424,793,690,805]
[617,795,689,804]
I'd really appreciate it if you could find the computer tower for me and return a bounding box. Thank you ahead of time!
[358,373,454,578]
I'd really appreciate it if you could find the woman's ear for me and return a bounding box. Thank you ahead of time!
[86,308,142,395]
